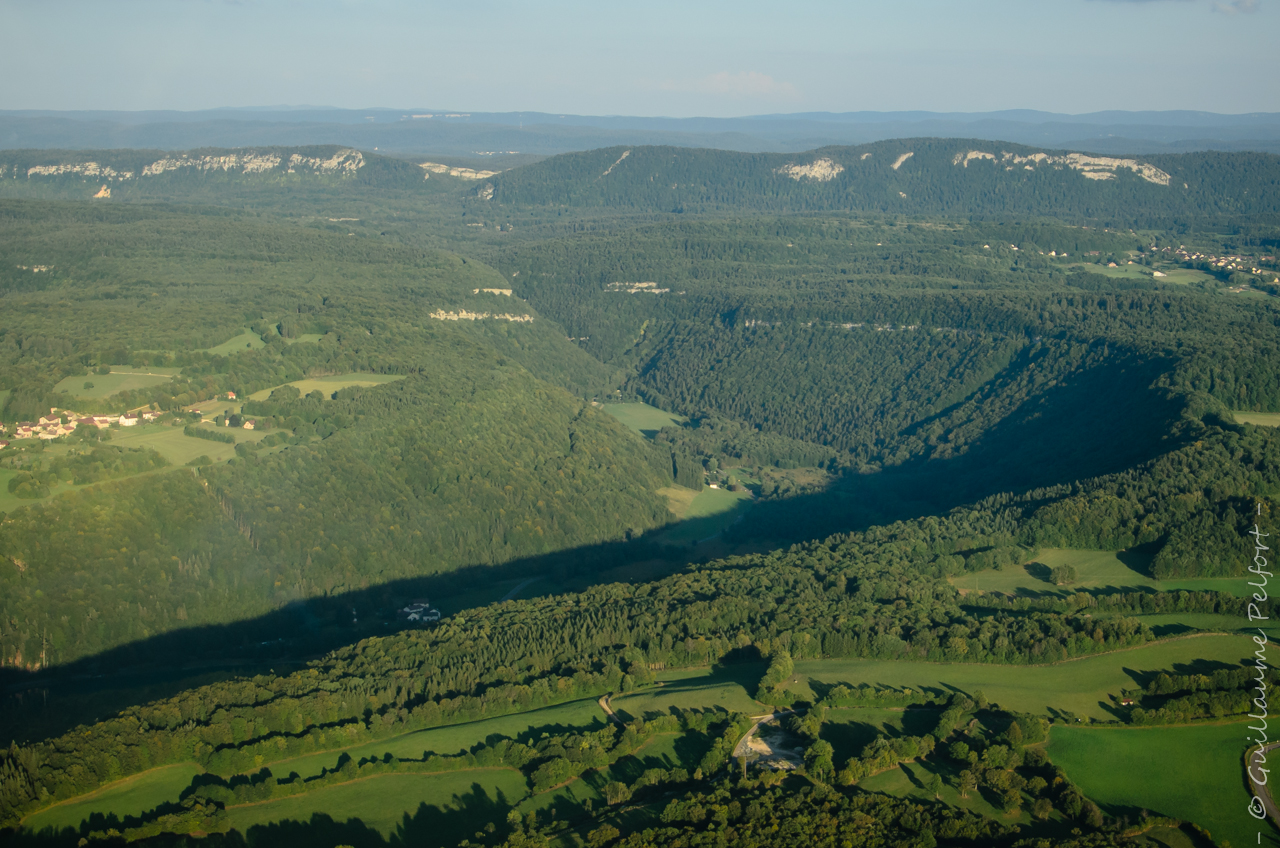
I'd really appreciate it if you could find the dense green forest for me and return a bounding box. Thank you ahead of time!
[0,140,1278,847]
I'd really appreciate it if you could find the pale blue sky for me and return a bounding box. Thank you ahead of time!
[3,0,1276,115]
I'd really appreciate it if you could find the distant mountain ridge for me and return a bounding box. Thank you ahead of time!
[3,107,1279,158]
[484,139,1280,222]
[3,138,1278,223]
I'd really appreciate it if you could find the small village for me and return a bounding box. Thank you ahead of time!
[7,408,164,441]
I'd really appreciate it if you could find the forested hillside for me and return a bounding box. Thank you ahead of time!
[0,202,689,670]
[1,139,1277,848]
[485,140,1280,222]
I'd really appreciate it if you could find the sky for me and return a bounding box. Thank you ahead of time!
[2,0,1277,116]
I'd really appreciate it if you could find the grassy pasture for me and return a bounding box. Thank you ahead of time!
[247,372,405,401]
[657,487,753,545]
[599,732,708,782]
[950,548,1248,597]
[109,423,264,466]
[203,330,266,355]
[1235,411,1280,427]
[0,467,50,513]
[52,369,178,400]
[656,485,699,519]
[221,768,529,842]
[609,664,766,721]
[1047,722,1272,848]
[858,758,1033,827]
[1077,262,1152,280]
[0,424,264,513]
[1132,612,1278,640]
[1155,268,1215,286]
[818,706,934,764]
[792,635,1255,720]
[264,698,606,781]
[600,402,686,438]
[21,763,204,834]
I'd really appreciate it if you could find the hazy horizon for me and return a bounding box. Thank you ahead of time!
[3,0,1277,116]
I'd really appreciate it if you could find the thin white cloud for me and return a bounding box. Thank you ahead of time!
[1212,0,1259,12]
[659,71,799,100]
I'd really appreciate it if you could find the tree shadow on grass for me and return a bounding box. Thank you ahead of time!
[9,782,521,848]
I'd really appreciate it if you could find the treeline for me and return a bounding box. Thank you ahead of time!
[1124,667,1280,725]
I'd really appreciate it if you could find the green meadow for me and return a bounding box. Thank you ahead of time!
[819,706,931,763]
[792,634,1255,720]
[221,768,529,842]
[52,368,180,400]
[858,759,1033,827]
[247,372,405,401]
[950,548,1250,598]
[0,424,267,514]
[1047,722,1269,848]
[609,664,766,721]
[203,330,266,356]
[1155,268,1216,286]
[21,763,204,834]
[600,402,686,438]
[1235,411,1280,427]
[262,698,607,781]
[110,422,264,465]
[656,486,753,544]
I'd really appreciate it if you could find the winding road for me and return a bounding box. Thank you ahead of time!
[1247,742,1280,832]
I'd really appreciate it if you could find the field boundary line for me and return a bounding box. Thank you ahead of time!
[222,765,523,811]
[19,762,206,826]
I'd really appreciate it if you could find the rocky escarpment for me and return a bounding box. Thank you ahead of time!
[9,148,365,183]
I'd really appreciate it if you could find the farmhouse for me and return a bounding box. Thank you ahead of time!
[120,414,139,427]
[397,600,441,624]
[243,420,256,430]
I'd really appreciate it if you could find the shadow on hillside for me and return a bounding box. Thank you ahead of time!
[727,351,1197,545]
[1,356,1207,743]
[9,782,517,848]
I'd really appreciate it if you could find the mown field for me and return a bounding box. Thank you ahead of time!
[112,422,265,465]
[609,664,766,721]
[792,634,1255,720]
[52,367,180,401]
[601,402,686,438]
[655,486,753,545]
[262,698,607,781]
[950,548,1251,597]
[221,768,530,843]
[1235,411,1280,427]
[22,763,205,834]
[203,330,266,356]
[1047,722,1271,848]
[246,372,405,401]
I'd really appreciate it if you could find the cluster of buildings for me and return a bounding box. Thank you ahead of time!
[10,409,162,441]
[1164,246,1279,282]
[396,600,442,624]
